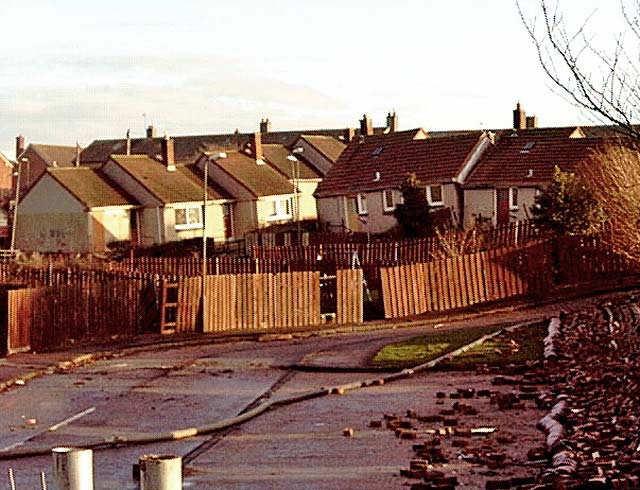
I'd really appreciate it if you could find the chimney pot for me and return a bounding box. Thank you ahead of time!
[259,118,271,134]
[146,125,156,138]
[15,135,25,160]
[161,135,176,170]
[360,114,373,137]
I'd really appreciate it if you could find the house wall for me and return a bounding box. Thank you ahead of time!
[17,174,89,251]
[90,208,132,248]
[296,181,319,221]
[463,187,539,227]
[160,203,227,242]
[463,189,495,227]
[255,194,296,228]
[230,200,258,236]
[0,153,13,198]
[316,196,347,232]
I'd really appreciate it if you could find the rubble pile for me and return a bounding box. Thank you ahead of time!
[371,382,544,490]
[528,296,640,489]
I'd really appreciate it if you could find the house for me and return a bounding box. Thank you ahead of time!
[314,129,494,234]
[194,134,296,237]
[101,138,234,246]
[14,135,80,194]
[0,151,13,200]
[462,136,604,227]
[15,167,138,253]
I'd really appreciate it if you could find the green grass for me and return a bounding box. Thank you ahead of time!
[371,322,546,370]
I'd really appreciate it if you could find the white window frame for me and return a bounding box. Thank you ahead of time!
[356,193,368,215]
[426,185,444,207]
[382,189,396,212]
[509,187,519,210]
[267,197,293,221]
[174,205,203,230]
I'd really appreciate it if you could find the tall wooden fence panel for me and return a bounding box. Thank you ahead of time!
[7,289,33,354]
[380,241,553,319]
[14,280,145,351]
[175,271,322,333]
[336,269,364,325]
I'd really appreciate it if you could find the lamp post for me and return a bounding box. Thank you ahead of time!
[287,147,304,244]
[201,152,227,332]
[10,157,27,251]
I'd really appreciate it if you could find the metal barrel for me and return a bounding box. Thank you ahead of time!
[51,447,94,490]
[139,454,182,490]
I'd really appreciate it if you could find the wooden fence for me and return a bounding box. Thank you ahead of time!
[4,278,153,352]
[379,241,553,318]
[167,269,363,333]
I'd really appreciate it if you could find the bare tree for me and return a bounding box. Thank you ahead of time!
[581,141,640,261]
[517,1,640,139]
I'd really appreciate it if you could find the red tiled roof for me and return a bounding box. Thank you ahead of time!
[314,130,485,197]
[464,136,605,187]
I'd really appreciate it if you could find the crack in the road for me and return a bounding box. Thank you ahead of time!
[181,369,297,465]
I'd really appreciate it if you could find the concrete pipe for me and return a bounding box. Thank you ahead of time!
[139,454,182,490]
[52,447,94,490]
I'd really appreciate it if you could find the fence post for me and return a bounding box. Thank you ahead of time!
[139,454,182,490]
[52,447,94,490]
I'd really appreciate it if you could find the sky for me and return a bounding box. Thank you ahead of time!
[0,0,630,157]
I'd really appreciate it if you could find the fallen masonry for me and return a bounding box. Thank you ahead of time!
[365,293,640,489]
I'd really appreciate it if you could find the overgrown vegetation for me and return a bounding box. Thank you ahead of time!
[531,165,606,236]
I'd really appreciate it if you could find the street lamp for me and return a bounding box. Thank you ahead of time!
[287,147,304,244]
[10,157,28,251]
[201,152,227,332]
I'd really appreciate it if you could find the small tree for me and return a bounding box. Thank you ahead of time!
[394,173,432,238]
[532,165,606,236]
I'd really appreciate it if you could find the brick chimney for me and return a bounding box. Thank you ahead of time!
[15,135,24,160]
[386,111,398,133]
[360,114,373,136]
[252,132,263,161]
[343,128,355,143]
[146,125,156,138]
[161,135,176,171]
[260,118,271,134]
[513,102,526,130]
[526,115,538,129]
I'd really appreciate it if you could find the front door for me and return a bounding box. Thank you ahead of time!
[496,189,510,225]
[223,204,234,239]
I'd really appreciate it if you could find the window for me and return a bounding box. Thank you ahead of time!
[382,189,396,212]
[427,185,443,206]
[509,187,519,210]
[174,205,202,230]
[356,193,368,215]
[267,197,293,221]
